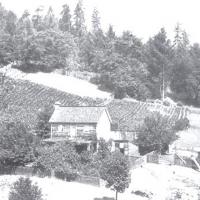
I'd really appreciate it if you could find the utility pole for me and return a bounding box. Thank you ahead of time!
[162,64,165,101]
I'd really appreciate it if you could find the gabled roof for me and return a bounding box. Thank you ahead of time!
[49,106,108,124]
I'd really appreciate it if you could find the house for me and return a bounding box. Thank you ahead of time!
[107,99,148,156]
[48,103,113,152]
[48,100,148,156]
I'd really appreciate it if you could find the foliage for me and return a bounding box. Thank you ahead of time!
[35,105,54,138]
[173,117,190,131]
[144,28,172,98]
[79,150,93,165]
[73,0,86,38]
[34,142,80,181]
[100,151,130,200]
[15,29,79,72]
[136,112,178,155]
[0,3,200,105]
[59,4,72,32]
[96,138,111,160]
[78,150,99,177]
[9,177,43,200]
[0,121,37,170]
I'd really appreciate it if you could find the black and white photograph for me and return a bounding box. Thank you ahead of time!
[0,0,200,199]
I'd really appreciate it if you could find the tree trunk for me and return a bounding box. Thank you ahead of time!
[51,169,55,177]
[115,191,118,200]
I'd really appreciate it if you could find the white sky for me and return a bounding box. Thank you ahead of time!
[1,0,200,43]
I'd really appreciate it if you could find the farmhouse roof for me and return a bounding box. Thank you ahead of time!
[49,106,109,123]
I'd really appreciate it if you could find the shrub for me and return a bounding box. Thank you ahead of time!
[79,151,93,165]
[9,177,43,200]
[132,190,153,198]
[34,142,80,181]
[173,118,190,131]
[96,138,111,160]
[163,100,170,107]
[90,75,100,85]
[0,121,37,170]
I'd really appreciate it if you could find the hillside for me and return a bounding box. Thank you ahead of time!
[0,78,103,128]
[0,164,200,200]
[0,66,111,99]
[107,99,187,131]
[0,74,188,130]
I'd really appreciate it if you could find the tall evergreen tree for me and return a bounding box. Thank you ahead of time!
[44,6,57,30]
[59,4,72,32]
[145,28,172,98]
[73,0,86,38]
[0,3,7,31]
[14,10,34,66]
[32,6,44,31]
[0,4,15,67]
[91,8,101,34]
[5,11,17,36]
[115,31,144,61]
[106,25,116,40]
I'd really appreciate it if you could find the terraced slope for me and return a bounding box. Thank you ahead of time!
[0,77,187,132]
[107,99,187,131]
[0,78,103,128]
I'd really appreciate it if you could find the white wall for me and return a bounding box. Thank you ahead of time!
[96,110,113,141]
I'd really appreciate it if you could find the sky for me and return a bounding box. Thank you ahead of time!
[1,0,200,43]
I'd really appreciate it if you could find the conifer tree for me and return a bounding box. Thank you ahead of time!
[59,4,72,32]
[91,8,101,34]
[106,24,116,40]
[44,6,57,30]
[32,6,44,31]
[73,0,86,38]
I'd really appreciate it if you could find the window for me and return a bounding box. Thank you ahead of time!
[76,125,84,136]
[63,125,70,132]
[115,142,120,148]
[58,125,63,132]
[52,125,58,132]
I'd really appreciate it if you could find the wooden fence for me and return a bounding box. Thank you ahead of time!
[75,175,100,186]
[4,165,100,187]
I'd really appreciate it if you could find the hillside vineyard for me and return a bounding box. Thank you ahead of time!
[0,77,187,131]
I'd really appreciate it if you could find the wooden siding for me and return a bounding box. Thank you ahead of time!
[51,123,96,141]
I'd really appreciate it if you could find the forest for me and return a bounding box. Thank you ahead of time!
[0,1,200,106]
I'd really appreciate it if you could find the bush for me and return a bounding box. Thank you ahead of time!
[163,100,170,107]
[9,177,43,200]
[0,121,37,169]
[132,190,153,198]
[79,151,93,165]
[173,118,190,131]
[90,75,100,85]
[34,142,80,181]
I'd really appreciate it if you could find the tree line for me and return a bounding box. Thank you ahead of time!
[0,1,200,105]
